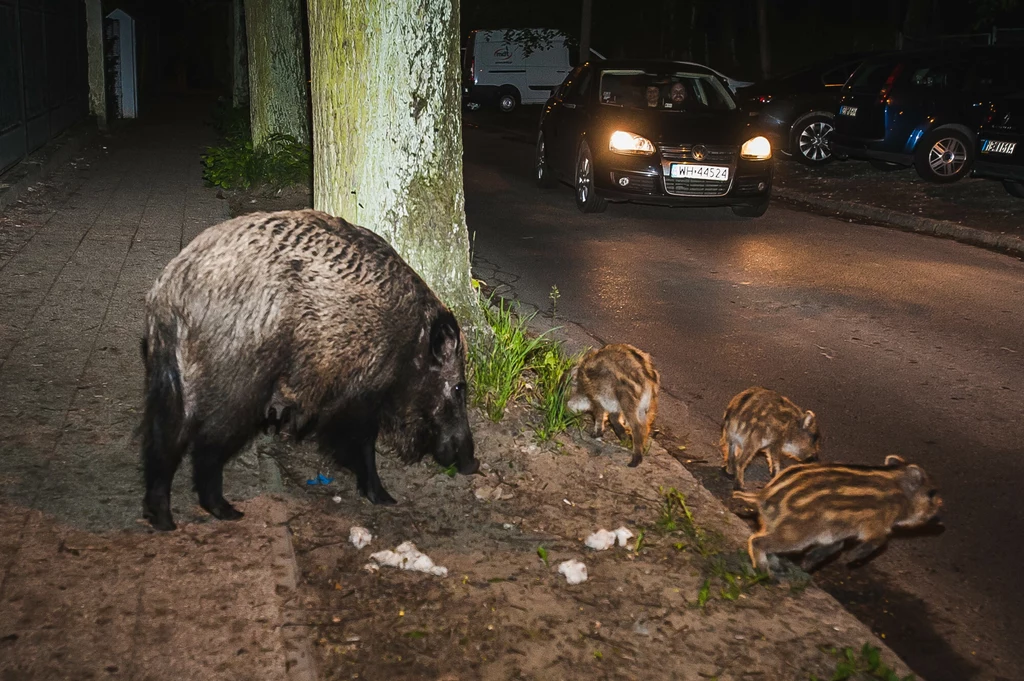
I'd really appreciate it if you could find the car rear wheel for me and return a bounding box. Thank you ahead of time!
[575,141,607,213]
[497,86,519,113]
[914,129,973,183]
[793,114,835,166]
[732,199,770,218]
[1003,180,1024,198]
[535,133,557,188]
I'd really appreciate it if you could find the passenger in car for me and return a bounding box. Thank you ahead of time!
[668,81,689,109]
[645,85,661,108]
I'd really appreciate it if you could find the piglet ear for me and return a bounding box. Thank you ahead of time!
[900,464,927,493]
[430,310,462,363]
[801,410,816,430]
[884,454,906,467]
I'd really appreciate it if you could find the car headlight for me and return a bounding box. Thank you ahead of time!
[609,130,655,155]
[741,136,772,160]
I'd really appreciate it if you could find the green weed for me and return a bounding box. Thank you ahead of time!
[468,295,547,422]
[655,487,769,608]
[536,546,549,566]
[530,343,583,441]
[201,132,312,191]
[811,643,915,681]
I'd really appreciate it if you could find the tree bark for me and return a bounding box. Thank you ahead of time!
[244,0,309,147]
[231,0,249,108]
[306,0,479,328]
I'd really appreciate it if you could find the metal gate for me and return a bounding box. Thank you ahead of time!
[0,0,89,174]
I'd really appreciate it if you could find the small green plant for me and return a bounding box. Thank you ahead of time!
[468,295,548,421]
[592,649,603,660]
[536,546,549,566]
[530,343,583,441]
[633,528,646,554]
[548,284,560,318]
[440,463,458,478]
[201,132,312,190]
[811,643,915,681]
[696,578,711,608]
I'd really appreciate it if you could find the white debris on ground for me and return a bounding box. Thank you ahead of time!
[558,559,588,584]
[585,527,634,550]
[585,529,617,551]
[474,483,514,501]
[368,541,448,577]
[613,526,634,548]
[349,526,372,550]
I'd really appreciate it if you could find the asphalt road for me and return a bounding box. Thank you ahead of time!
[462,113,1024,681]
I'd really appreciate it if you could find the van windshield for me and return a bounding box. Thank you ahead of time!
[598,69,736,111]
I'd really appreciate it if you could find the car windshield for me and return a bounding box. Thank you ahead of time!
[598,69,736,111]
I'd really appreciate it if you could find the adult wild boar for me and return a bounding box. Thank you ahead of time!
[140,209,477,531]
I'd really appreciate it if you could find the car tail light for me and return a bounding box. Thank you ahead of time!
[877,63,903,104]
[757,95,772,104]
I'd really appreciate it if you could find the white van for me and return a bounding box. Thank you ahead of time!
[462,29,572,113]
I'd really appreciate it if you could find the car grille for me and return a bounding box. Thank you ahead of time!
[664,177,732,197]
[660,145,737,164]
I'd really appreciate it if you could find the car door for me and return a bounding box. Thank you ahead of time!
[546,65,593,177]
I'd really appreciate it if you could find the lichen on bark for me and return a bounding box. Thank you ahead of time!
[306,0,481,332]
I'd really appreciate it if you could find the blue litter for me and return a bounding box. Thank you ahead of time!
[306,473,334,486]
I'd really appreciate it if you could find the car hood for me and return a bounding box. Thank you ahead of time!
[591,106,757,147]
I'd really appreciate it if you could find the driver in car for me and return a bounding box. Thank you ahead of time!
[668,81,688,109]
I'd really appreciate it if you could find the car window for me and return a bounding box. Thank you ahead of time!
[971,53,1024,97]
[598,69,736,111]
[849,59,901,92]
[822,61,860,87]
[909,62,966,91]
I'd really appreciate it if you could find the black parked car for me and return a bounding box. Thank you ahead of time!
[735,53,869,166]
[536,60,774,217]
[973,94,1024,198]
[832,45,1024,183]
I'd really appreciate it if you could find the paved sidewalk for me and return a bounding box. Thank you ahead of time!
[0,97,313,680]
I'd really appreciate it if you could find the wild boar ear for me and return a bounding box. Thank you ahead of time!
[901,464,927,492]
[884,454,906,467]
[801,410,816,430]
[429,310,462,363]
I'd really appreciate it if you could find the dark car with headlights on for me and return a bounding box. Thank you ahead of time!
[535,60,774,217]
[972,94,1024,198]
[735,53,868,166]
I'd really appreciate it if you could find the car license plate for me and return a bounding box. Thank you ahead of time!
[670,164,729,181]
[981,139,1017,155]
[840,105,858,116]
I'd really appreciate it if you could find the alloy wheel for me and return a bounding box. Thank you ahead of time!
[798,120,834,162]
[576,153,592,204]
[927,136,968,177]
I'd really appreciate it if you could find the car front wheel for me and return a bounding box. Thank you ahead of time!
[535,132,557,188]
[575,141,607,213]
[1003,180,1024,198]
[914,129,973,183]
[793,114,835,166]
[497,87,519,113]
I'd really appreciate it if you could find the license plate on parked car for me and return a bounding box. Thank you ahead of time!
[670,164,729,181]
[840,105,858,116]
[981,139,1017,155]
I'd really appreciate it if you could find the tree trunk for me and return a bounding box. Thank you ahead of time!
[306,0,479,328]
[580,0,593,63]
[231,0,249,108]
[757,0,771,79]
[244,0,309,147]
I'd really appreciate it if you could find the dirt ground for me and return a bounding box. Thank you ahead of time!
[265,402,915,681]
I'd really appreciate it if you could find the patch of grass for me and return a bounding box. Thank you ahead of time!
[811,643,915,681]
[468,295,547,421]
[654,487,769,608]
[439,463,458,478]
[201,132,312,191]
[530,343,584,441]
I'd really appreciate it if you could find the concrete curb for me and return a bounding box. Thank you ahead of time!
[775,186,1024,258]
[0,122,98,212]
